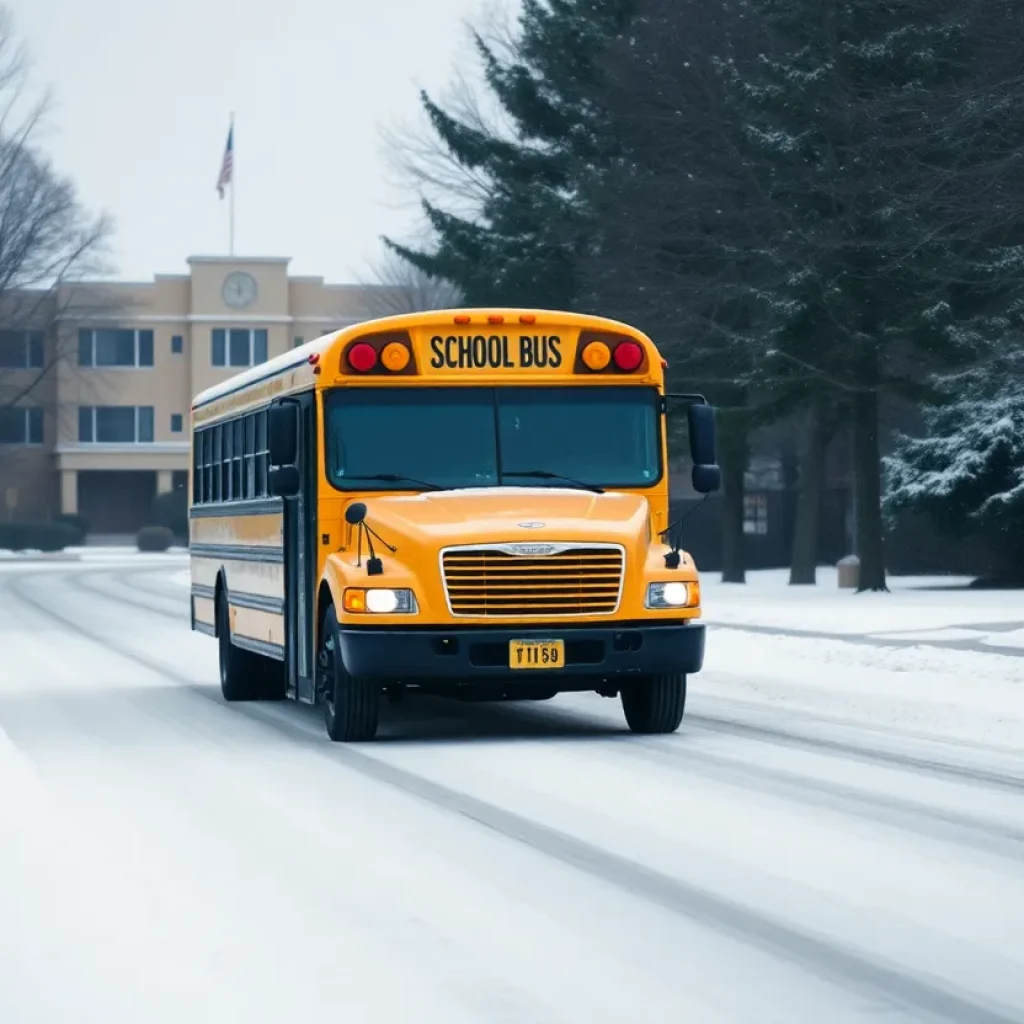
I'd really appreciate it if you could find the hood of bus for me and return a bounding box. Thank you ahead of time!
[325,487,680,625]
[357,487,650,547]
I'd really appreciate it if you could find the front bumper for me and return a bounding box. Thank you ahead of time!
[338,620,705,682]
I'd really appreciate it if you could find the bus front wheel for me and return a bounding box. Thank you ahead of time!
[620,674,687,734]
[320,605,379,742]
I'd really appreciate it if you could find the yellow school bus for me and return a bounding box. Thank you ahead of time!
[189,308,720,741]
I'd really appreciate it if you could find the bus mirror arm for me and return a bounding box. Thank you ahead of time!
[345,502,397,576]
[659,495,709,569]
[664,392,709,404]
[660,394,719,567]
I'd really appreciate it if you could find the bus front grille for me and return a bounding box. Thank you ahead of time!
[441,545,624,617]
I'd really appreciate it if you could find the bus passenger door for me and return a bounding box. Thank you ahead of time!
[283,392,317,703]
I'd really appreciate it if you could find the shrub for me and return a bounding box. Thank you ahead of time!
[35,523,81,552]
[136,525,175,552]
[151,489,187,539]
[0,522,81,552]
[54,513,89,545]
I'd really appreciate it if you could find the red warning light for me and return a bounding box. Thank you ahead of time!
[612,341,644,371]
[347,343,378,373]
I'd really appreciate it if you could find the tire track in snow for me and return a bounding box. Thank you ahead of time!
[72,570,189,621]
[63,566,1024,793]
[692,690,1024,763]
[7,566,1022,1024]
[688,713,1024,792]
[55,567,1024,848]
[629,736,1024,857]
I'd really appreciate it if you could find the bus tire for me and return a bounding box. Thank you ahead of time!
[218,593,285,702]
[620,674,687,734]
[320,605,379,742]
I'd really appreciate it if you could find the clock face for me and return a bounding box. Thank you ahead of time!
[222,271,258,309]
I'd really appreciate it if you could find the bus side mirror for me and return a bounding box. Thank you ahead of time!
[268,466,300,498]
[687,403,721,495]
[268,402,298,467]
[345,502,367,525]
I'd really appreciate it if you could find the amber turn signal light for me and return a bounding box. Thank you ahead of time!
[581,341,611,371]
[380,341,411,372]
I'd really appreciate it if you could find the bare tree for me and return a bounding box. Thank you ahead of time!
[0,6,113,415]
[377,2,522,225]
[357,246,463,316]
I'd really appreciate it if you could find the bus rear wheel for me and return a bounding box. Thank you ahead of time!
[320,605,379,742]
[620,674,687,734]
[217,594,285,702]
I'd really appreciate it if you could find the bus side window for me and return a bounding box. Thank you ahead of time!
[255,411,268,497]
[244,415,256,499]
[223,421,234,499]
[193,428,203,504]
[232,418,244,499]
[212,425,223,502]
[204,428,214,502]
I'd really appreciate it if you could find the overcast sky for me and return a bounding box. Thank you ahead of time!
[9,0,506,284]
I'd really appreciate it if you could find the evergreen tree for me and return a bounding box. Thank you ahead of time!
[577,0,784,582]
[885,329,1024,584]
[385,0,634,308]
[764,1,1024,589]
[720,0,1000,591]
[579,0,1024,588]
[881,3,1024,584]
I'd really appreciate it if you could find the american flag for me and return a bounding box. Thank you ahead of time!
[216,124,233,199]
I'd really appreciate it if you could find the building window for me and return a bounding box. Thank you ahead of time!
[192,407,271,505]
[78,328,154,368]
[0,406,43,445]
[743,493,769,536]
[0,330,45,369]
[170,413,183,433]
[293,336,304,348]
[171,335,184,354]
[211,328,268,368]
[78,405,155,443]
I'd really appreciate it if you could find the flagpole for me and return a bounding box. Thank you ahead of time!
[229,111,235,256]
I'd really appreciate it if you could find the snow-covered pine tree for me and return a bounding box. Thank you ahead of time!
[386,0,635,308]
[698,0,1024,590]
[879,0,1024,585]
[885,332,1024,584]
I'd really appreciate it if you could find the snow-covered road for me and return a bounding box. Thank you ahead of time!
[1,560,1022,1024]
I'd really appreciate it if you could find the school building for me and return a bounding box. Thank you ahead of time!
[0,256,391,535]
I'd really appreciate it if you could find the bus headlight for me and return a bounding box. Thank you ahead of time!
[646,581,698,609]
[343,588,418,614]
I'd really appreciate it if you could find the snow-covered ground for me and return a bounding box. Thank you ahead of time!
[2,559,1021,1023]
[703,566,1022,640]
[698,568,1024,748]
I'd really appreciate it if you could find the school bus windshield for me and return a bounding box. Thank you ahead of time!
[325,385,662,491]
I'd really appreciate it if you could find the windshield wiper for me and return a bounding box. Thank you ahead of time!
[347,473,445,491]
[502,469,604,494]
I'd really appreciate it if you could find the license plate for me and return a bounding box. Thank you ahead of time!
[509,638,565,670]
